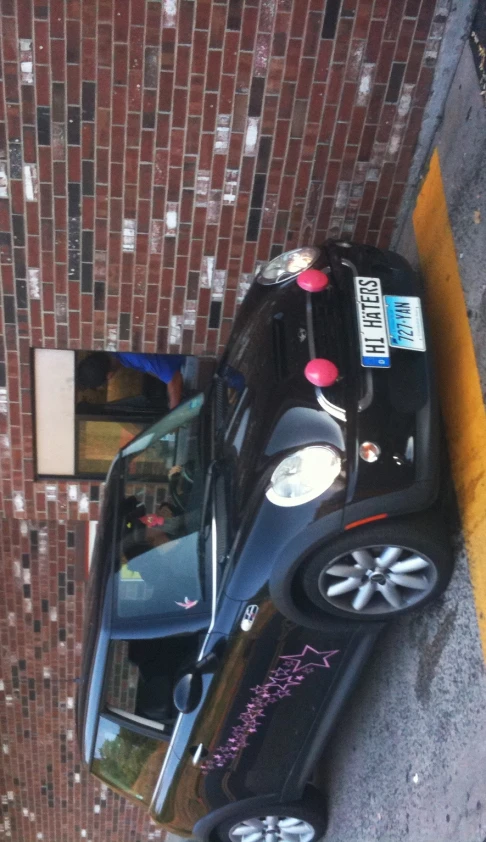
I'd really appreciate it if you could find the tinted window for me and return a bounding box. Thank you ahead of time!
[116,395,211,621]
[105,637,200,732]
[92,716,167,807]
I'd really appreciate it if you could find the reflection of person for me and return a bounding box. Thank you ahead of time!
[77,351,186,409]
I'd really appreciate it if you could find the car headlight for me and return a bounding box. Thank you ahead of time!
[257,247,319,285]
[266,446,341,507]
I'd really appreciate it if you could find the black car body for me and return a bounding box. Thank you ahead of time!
[77,241,452,840]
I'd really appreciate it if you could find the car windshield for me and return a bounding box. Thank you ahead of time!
[115,394,210,621]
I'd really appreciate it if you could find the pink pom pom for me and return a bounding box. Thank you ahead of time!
[296,269,329,292]
[304,358,339,387]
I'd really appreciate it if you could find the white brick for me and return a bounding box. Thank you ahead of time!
[183,301,196,327]
[163,0,177,27]
[212,270,227,301]
[19,39,34,84]
[68,484,78,502]
[223,169,239,205]
[13,493,24,513]
[196,170,210,206]
[122,219,136,252]
[244,117,260,156]
[215,115,231,154]
[23,164,38,201]
[169,315,183,345]
[254,33,271,77]
[165,203,178,236]
[27,267,41,299]
[200,256,214,289]
[357,63,375,106]
[0,162,8,198]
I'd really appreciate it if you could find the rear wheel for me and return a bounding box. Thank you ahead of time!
[301,513,453,621]
[216,794,327,842]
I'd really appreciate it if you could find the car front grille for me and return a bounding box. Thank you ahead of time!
[309,265,368,415]
[310,286,348,409]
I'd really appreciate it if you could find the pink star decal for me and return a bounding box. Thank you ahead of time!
[279,646,340,672]
[175,597,199,609]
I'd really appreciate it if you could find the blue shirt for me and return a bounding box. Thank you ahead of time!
[116,353,185,384]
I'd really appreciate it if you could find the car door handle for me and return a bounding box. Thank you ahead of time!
[189,743,208,766]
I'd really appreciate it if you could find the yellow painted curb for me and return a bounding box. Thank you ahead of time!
[413,148,486,657]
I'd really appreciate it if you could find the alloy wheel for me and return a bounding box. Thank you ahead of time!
[318,544,437,616]
[228,816,316,842]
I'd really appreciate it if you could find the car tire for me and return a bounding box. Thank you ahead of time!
[301,512,453,621]
[216,791,327,842]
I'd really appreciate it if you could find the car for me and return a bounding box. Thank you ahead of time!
[77,240,453,842]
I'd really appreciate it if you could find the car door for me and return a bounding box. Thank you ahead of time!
[157,587,376,824]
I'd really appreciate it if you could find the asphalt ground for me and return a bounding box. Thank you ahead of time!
[317,38,486,842]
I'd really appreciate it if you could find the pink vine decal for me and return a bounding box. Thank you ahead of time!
[201,646,339,773]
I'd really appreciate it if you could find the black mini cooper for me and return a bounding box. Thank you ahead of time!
[77,241,452,841]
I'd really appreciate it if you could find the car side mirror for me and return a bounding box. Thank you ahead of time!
[173,670,203,714]
[173,652,220,714]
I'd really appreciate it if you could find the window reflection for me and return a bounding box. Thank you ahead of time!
[92,716,167,806]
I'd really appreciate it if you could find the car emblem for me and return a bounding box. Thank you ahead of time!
[298,327,307,343]
[240,604,259,631]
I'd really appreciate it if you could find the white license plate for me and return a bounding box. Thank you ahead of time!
[354,276,390,368]
[384,295,426,352]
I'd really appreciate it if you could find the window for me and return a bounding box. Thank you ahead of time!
[104,636,201,731]
[92,716,168,806]
[33,349,207,479]
[115,395,211,621]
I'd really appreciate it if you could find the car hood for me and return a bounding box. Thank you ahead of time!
[213,279,347,519]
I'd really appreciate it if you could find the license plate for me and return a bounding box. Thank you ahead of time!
[384,295,426,352]
[354,276,390,368]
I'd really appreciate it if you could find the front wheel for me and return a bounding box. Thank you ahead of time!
[301,513,453,621]
[216,793,327,842]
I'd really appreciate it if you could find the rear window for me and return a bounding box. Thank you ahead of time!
[92,716,167,807]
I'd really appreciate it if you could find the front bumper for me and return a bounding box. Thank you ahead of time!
[308,241,439,522]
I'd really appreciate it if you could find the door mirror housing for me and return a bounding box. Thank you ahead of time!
[173,670,203,713]
[173,651,220,713]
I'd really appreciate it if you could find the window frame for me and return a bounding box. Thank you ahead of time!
[104,706,169,737]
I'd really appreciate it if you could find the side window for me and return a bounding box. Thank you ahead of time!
[92,716,168,807]
[105,637,200,733]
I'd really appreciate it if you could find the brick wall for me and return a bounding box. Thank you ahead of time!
[0,0,448,840]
